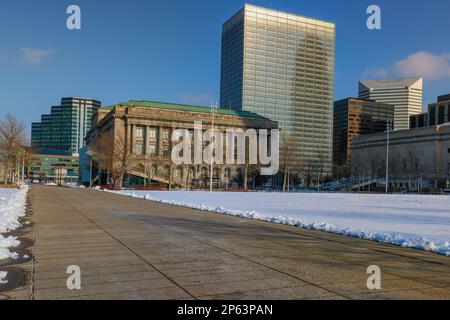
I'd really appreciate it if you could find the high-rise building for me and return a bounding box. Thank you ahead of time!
[358,77,423,131]
[410,94,450,129]
[31,97,101,154]
[333,97,394,170]
[220,4,336,175]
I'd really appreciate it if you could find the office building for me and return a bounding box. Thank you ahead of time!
[333,98,394,170]
[220,4,335,176]
[358,77,423,131]
[27,148,79,184]
[31,97,101,154]
[410,94,450,128]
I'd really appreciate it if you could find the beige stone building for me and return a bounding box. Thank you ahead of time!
[85,100,278,188]
[351,123,450,191]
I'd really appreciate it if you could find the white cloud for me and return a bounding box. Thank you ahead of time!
[363,51,450,81]
[177,92,214,106]
[393,51,450,80]
[20,48,55,65]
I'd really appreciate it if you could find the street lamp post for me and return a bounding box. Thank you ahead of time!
[209,101,217,192]
[385,120,391,194]
[86,149,97,188]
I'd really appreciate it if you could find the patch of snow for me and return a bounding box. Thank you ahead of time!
[0,186,28,233]
[109,190,450,256]
[0,235,20,259]
[0,271,7,284]
[0,186,28,266]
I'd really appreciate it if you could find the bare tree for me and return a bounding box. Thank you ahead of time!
[0,114,27,184]
[280,133,300,191]
[112,135,136,189]
[94,132,136,189]
[95,133,114,184]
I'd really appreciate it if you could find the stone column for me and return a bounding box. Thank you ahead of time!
[130,124,134,155]
[144,126,150,155]
[126,123,131,155]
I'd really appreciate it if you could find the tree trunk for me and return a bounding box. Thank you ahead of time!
[244,164,248,191]
[282,165,288,192]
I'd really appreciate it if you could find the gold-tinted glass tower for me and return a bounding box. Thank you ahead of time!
[220,4,335,175]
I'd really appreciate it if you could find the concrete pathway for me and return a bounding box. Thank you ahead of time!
[27,186,450,299]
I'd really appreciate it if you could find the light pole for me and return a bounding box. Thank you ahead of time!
[209,101,217,192]
[86,149,97,188]
[385,120,391,194]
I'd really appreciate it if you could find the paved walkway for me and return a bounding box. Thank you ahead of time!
[28,186,450,299]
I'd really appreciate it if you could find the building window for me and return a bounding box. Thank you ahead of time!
[148,127,157,139]
[163,166,170,178]
[224,167,231,178]
[162,145,170,157]
[175,168,182,178]
[148,143,157,155]
[136,127,144,138]
[161,129,169,140]
[135,144,143,155]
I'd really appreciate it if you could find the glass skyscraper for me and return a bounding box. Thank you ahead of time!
[31,97,101,154]
[220,4,335,175]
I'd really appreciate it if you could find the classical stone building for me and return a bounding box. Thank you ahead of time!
[351,123,450,191]
[85,100,278,188]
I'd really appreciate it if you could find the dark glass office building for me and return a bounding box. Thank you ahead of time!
[31,97,101,154]
[333,98,394,169]
[410,94,450,129]
[220,4,335,175]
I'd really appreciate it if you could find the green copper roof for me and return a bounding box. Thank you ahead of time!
[102,100,268,119]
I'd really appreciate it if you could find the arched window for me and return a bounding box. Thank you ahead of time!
[163,166,170,178]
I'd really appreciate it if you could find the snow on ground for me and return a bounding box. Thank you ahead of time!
[109,190,450,256]
[0,185,28,283]
[0,186,28,233]
[0,271,7,284]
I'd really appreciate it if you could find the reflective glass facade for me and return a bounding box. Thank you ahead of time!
[31,97,101,153]
[220,4,335,174]
[28,154,79,184]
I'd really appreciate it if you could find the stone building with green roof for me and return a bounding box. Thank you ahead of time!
[84,100,278,189]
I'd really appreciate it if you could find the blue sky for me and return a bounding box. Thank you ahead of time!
[1,0,450,136]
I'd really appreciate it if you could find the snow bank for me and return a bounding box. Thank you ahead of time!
[0,271,7,284]
[109,190,450,256]
[0,186,29,233]
[0,185,29,284]
[0,235,20,260]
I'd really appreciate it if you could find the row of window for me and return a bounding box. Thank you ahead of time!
[135,127,170,140]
